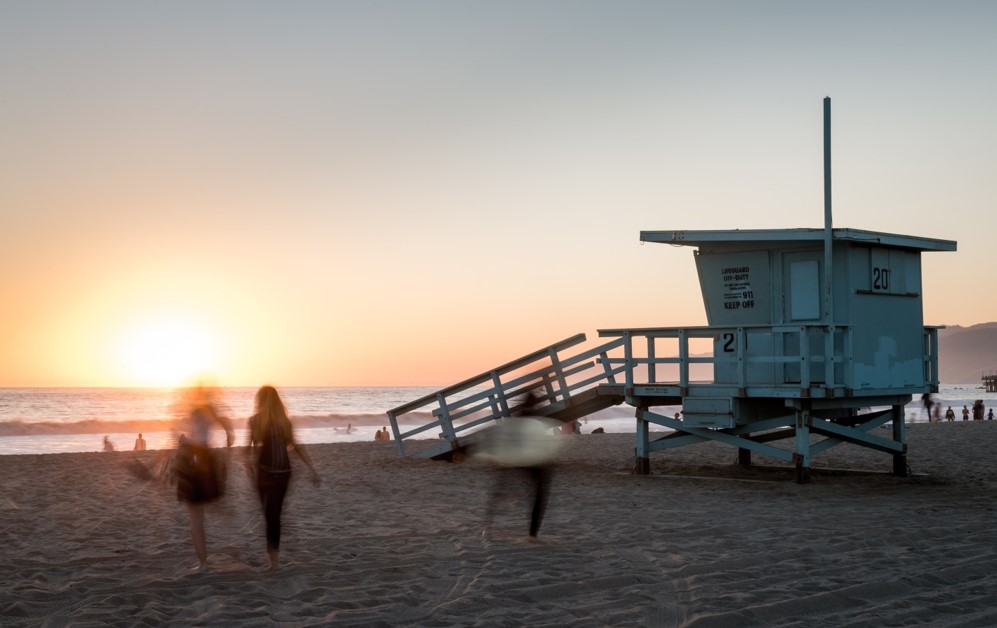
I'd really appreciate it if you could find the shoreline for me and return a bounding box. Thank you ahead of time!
[3,424,997,625]
[2,382,994,456]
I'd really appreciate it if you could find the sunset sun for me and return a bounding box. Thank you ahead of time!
[117,320,221,387]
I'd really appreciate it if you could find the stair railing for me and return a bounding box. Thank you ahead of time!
[386,333,627,458]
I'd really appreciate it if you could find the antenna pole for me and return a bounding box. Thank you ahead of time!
[823,97,835,373]
[824,97,832,234]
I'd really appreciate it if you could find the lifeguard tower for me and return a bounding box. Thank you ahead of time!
[608,225,954,481]
[386,99,956,481]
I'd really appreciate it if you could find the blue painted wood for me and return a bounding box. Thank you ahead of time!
[387,334,627,458]
[636,417,649,472]
[640,228,956,251]
[646,415,798,453]
[892,405,908,476]
[809,417,903,454]
[809,410,893,456]
[795,411,811,470]
[639,409,796,463]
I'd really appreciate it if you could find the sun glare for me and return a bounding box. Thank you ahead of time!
[117,320,220,387]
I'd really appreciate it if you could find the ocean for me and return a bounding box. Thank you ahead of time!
[1,384,994,456]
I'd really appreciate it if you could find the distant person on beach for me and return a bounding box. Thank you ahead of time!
[374,428,383,441]
[381,426,390,440]
[103,435,114,451]
[962,405,970,421]
[972,400,985,421]
[989,408,994,421]
[133,433,147,451]
[921,393,935,421]
[174,384,234,570]
[945,406,955,422]
[245,385,321,571]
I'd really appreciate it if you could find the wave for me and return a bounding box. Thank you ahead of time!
[0,412,436,437]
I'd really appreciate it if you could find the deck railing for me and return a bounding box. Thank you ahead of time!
[597,324,854,392]
[924,326,943,391]
[598,324,941,395]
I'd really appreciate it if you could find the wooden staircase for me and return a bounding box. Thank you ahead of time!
[385,334,626,460]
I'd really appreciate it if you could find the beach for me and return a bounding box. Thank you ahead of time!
[3,422,997,627]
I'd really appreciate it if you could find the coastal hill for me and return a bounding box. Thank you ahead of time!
[938,322,997,384]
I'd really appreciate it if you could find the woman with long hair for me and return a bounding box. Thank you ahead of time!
[245,385,320,571]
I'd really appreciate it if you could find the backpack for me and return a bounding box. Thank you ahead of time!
[257,419,291,473]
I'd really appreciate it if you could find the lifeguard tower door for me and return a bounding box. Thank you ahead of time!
[782,251,826,385]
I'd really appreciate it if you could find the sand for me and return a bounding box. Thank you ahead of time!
[2,421,997,627]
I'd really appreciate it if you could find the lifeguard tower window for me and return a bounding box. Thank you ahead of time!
[789,260,820,320]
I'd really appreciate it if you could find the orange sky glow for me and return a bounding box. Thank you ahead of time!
[1,2,994,388]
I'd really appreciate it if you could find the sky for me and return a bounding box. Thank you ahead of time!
[1,1,995,388]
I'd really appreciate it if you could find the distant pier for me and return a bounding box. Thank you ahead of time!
[983,371,997,393]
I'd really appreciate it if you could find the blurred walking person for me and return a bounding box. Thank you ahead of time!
[174,384,233,570]
[478,391,561,542]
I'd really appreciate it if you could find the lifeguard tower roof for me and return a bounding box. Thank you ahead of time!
[641,227,957,252]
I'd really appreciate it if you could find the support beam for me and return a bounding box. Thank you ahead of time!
[650,432,713,452]
[795,410,811,484]
[809,416,904,454]
[639,409,796,463]
[892,404,908,477]
[387,411,406,457]
[436,391,458,450]
[750,427,797,444]
[649,415,796,452]
[809,409,893,455]
[636,412,650,475]
[738,444,752,466]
